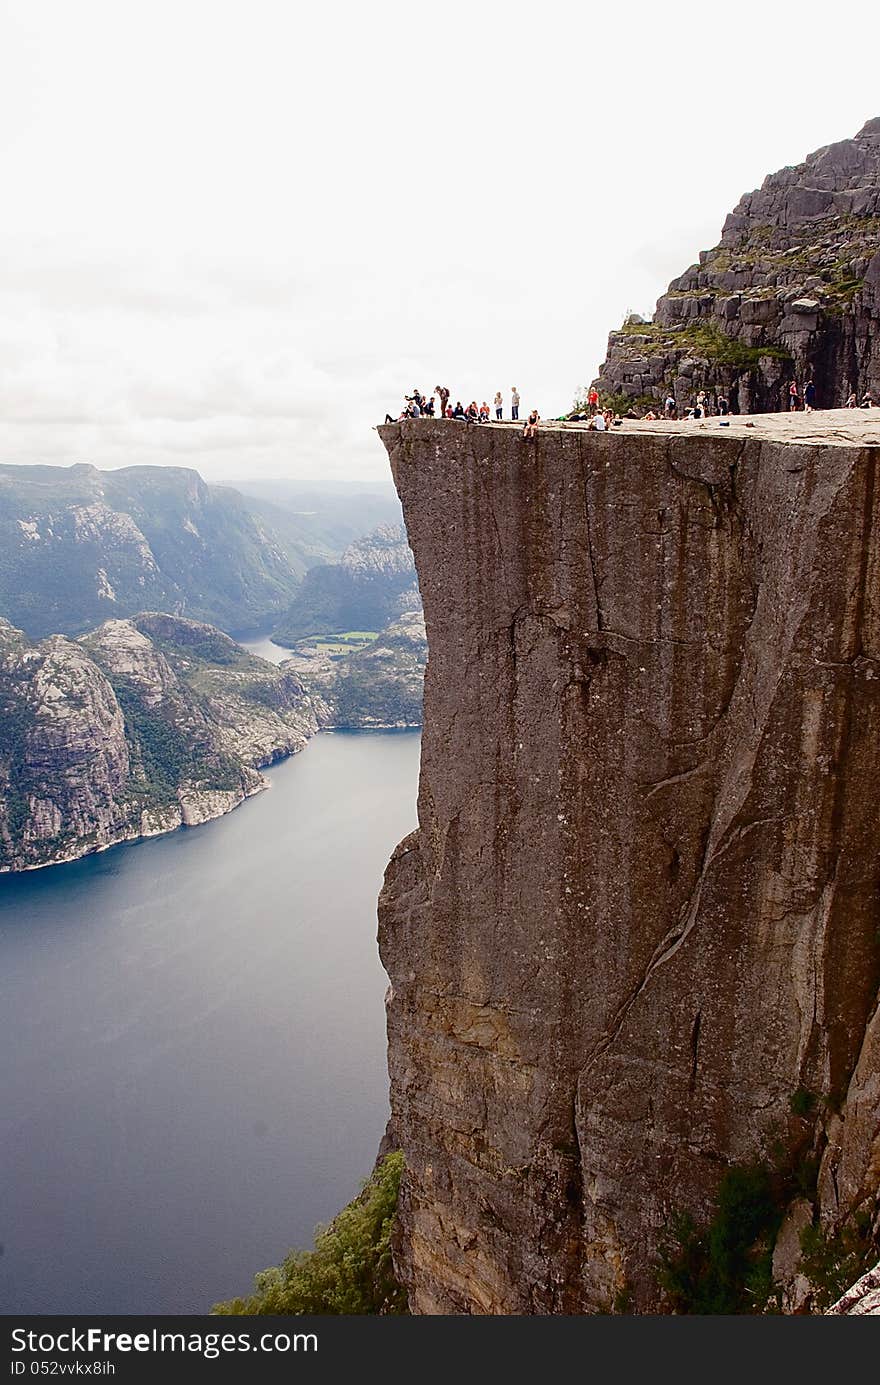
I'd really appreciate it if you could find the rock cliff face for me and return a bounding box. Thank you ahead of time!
[594,119,880,416]
[0,462,303,639]
[377,414,880,1313]
[829,1262,880,1314]
[0,614,321,872]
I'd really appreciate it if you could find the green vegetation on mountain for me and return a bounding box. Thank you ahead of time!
[0,463,307,639]
[0,613,321,872]
[212,1152,407,1316]
[285,611,426,729]
[272,524,419,644]
[656,1142,878,1314]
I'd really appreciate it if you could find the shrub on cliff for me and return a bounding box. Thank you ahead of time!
[657,1164,782,1313]
[212,1152,407,1315]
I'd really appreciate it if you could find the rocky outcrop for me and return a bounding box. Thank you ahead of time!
[377,415,880,1313]
[285,610,426,729]
[594,119,880,416]
[273,524,420,644]
[0,462,303,639]
[828,1262,880,1314]
[0,614,321,872]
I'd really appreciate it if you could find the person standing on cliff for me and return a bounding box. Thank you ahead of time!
[789,380,800,411]
[436,385,450,416]
[804,379,816,412]
[588,386,599,416]
[494,390,503,420]
[511,386,520,421]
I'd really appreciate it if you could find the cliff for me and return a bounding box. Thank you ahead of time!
[0,614,322,872]
[594,119,880,416]
[377,413,880,1313]
[828,1262,880,1314]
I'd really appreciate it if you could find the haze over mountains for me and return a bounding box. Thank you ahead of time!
[0,463,404,640]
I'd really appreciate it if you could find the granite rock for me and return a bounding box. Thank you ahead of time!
[594,120,880,416]
[377,415,880,1313]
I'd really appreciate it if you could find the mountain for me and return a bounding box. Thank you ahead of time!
[272,524,420,644]
[594,118,880,414]
[0,613,322,873]
[285,610,426,729]
[0,463,303,639]
[377,411,880,1313]
[226,477,403,554]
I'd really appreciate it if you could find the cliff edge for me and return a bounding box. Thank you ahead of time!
[594,119,880,415]
[377,414,880,1312]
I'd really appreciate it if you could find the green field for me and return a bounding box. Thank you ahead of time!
[296,631,379,658]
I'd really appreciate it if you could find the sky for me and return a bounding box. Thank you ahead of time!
[0,0,877,483]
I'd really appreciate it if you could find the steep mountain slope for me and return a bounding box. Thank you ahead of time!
[0,614,321,872]
[285,610,426,728]
[272,524,420,644]
[0,463,302,638]
[594,118,880,415]
[377,413,880,1313]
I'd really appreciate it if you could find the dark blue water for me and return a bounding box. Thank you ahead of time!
[0,731,419,1315]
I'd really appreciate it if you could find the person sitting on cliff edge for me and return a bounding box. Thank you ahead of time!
[522,408,539,440]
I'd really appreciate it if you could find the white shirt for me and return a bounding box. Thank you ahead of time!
[593,414,606,431]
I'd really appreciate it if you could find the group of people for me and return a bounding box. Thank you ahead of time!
[788,379,818,411]
[384,376,877,436]
[385,386,523,425]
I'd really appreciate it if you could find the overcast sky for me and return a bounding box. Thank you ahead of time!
[0,0,877,482]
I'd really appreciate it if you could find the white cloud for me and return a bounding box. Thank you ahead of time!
[0,0,876,480]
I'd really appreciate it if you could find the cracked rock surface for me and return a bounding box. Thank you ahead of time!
[594,118,880,416]
[377,415,880,1313]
